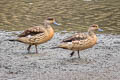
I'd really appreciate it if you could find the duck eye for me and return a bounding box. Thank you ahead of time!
[92,25,97,27]
[92,26,96,27]
[47,18,54,21]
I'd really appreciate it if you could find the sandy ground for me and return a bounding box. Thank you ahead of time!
[0,31,120,80]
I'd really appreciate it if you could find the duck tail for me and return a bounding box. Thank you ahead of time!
[4,38,18,42]
[8,39,18,42]
[51,43,69,49]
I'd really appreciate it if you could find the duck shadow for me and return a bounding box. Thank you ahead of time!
[59,57,93,65]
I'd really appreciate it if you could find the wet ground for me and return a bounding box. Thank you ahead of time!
[0,31,120,80]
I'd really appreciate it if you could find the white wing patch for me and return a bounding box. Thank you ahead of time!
[27,35,32,38]
[68,42,72,44]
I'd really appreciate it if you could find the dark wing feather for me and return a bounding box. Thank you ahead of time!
[18,26,44,37]
[62,33,88,42]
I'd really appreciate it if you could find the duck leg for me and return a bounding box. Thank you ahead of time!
[77,50,80,58]
[35,45,38,54]
[27,45,31,53]
[70,51,75,57]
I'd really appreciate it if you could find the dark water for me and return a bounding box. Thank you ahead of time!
[0,0,120,34]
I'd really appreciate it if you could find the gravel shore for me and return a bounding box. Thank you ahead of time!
[0,31,120,80]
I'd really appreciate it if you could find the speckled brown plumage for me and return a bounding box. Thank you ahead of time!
[9,17,60,53]
[54,24,103,58]
[18,26,44,37]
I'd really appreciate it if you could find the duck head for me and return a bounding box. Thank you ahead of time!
[88,24,103,32]
[44,17,61,26]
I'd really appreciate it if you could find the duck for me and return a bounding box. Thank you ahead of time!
[52,24,103,58]
[9,17,60,54]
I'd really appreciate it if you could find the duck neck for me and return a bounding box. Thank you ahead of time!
[44,20,51,28]
[44,20,54,40]
[44,20,54,37]
[88,29,95,36]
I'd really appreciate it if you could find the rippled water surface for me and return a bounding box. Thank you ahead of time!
[0,0,120,34]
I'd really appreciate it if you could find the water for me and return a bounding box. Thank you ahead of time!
[0,0,120,34]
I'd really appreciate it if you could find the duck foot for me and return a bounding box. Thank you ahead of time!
[70,51,75,57]
[35,45,38,54]
[77,50,80,58]
[27,45,31,53]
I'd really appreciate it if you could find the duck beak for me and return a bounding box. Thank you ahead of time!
[98,28,103,32]
[53,21,61,26]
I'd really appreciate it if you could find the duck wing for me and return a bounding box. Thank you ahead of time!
[62,33,88,42]
[18,26,44,37]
